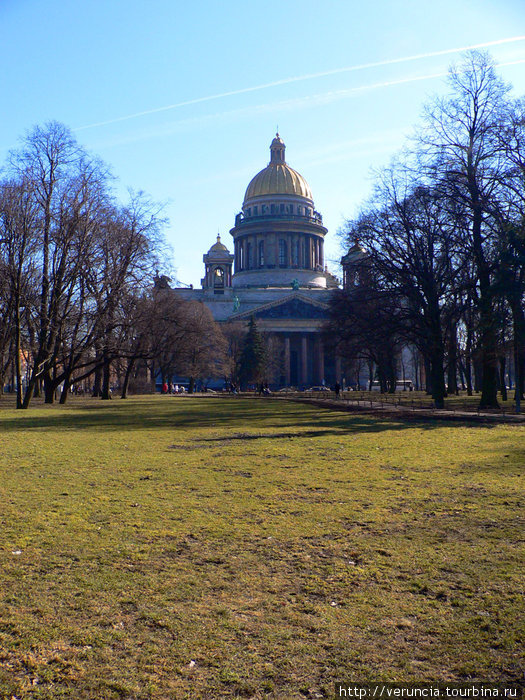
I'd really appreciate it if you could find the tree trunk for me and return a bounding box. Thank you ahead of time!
[101,355,112,400]
[59,373,72,404]
[447,323,459,395]
[376,366,387,393]
[511,302,525,406]
[43,371,56,404]
[499,356,507,402]
[22,369,38,408]
[465,327,473,396]
[121,358,135,399]
[423,355,432,394]
[428,330,447,409]
[14,303,23,409]
[473,358,482,393]
[92,365,102,397]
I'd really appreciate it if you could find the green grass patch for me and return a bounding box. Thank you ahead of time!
[0,395,523,698]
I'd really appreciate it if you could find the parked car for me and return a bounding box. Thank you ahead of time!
[306,386,330,392]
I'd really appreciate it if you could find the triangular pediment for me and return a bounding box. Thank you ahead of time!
[232,293,329,320]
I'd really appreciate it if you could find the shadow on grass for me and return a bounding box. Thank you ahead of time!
[198,430,347,441]
[0,395,504,435]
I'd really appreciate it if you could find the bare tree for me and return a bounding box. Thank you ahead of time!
[338,173,461,407]
[148,292,226,393]
[418,51,510,408]
[494,97,525,408]
[1,122,170,407]
[89,193,166,400]
[5,122,113,407]
[0,177,39,406]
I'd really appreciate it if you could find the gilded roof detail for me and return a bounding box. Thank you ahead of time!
[243,134,313,204]
[244,163,313,203]
[209,234,229,252]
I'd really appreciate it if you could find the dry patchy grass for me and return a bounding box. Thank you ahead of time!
[0,395,523,698]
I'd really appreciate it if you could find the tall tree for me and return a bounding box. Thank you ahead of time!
[6,122,111,407]
[237,317,266,390]
[0,177,39,406]
[339,176,461,407]
[419,51,510,408]
[495,96,525,408]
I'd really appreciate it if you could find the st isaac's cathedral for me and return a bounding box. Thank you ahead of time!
[163,134,358,387]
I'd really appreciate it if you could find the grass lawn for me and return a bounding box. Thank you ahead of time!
[0,395,523,699]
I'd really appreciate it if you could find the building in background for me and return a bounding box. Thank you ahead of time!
[164,134,341,387]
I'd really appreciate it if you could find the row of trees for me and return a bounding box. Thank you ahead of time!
[327,51,525,409]
[0,120,277,407]
[0,122,236,408]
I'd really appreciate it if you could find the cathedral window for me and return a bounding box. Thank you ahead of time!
[213,267,224,294]
[258,241,265,266]
[246,242,252,269]
[279,239,287,267]
[253,205,258,215]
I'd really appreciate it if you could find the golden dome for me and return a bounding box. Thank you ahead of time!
[243,135,313,204]
[205,234,231,259]
[209,234,229,252]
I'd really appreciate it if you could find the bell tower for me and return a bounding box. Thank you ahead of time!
[202,234,234,295]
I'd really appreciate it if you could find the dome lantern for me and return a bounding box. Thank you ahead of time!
[270,133,285,164]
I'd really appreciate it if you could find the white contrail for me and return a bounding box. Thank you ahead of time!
[89,72,450,150]
[74,36,525,132]
[89,59,525,151]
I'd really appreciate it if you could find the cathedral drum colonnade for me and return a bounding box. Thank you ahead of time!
[165,134,343,388]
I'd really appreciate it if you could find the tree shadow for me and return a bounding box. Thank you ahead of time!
[0,396,507,436]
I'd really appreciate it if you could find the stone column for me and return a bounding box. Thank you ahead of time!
[301,335,308,386]
[285,336,291,386]
[335,355,342,382]
[270,233,277,267]
[316,337,324,384]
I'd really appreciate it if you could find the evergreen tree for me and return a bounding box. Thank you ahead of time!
[237,317,266,389]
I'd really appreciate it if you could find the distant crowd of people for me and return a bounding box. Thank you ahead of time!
[161,382,186,394]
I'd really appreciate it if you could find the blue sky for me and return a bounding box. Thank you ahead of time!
[2,0,525,285]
